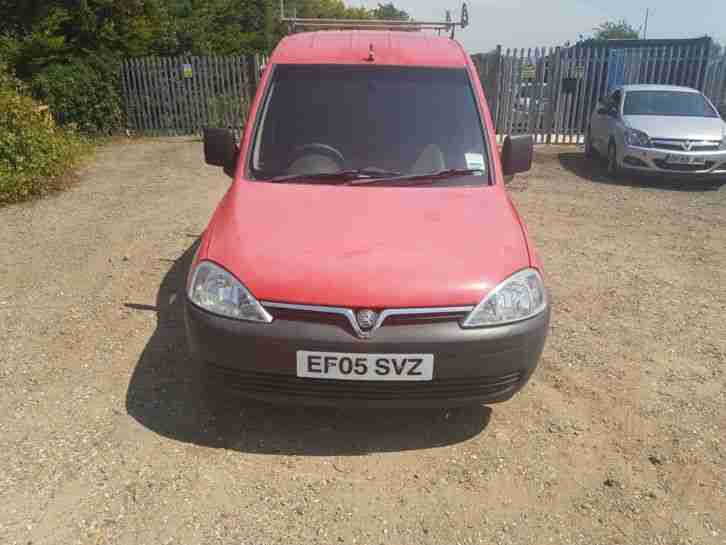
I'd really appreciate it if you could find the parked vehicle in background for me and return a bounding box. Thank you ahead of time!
[585,84,726,181]
[186,28,550,408]
[512,83,549,132]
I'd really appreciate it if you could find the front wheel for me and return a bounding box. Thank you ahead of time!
[607,142,620,178]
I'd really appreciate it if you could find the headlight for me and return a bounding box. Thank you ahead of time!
[462,269,547,328]
[625,128,651,147]
[188,261,272,323]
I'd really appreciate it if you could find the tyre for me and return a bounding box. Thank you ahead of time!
[606,141,620,178]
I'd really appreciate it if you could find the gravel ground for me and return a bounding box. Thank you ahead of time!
[1,139,724,545]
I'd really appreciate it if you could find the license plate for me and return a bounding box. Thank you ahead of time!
[666,155,706,165]
[296,351,434,381]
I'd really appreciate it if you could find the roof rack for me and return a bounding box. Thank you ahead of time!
[279,1,469,39]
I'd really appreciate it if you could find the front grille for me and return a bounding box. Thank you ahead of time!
[265,307,350,327]
[379,311,469,326]
[209,366,523,401]
[263,304,469,331]
[651,139,720,152]
[653,160,715,172]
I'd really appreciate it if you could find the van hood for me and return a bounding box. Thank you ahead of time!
[623,115,726,141]
[206,182,530,308]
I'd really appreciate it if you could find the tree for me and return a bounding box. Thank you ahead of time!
[168,0,273,56]
[0,0,171,77]
[1,1,415,63]
[592,19,639,41]
[283,0,368,19]
[271,1,409,48]
[372,2,409,20]
[0,0,415,134]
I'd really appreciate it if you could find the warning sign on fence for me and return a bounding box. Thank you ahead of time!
[522,63,536,80]
[182,64,193,78]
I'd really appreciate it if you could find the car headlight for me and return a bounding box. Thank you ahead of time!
[462,269,547,328]
[188,261,272,322]
[625,128,651,147]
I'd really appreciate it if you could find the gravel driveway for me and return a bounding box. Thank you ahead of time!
[1,139,724,545]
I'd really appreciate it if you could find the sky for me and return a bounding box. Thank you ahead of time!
[358,0,726,53]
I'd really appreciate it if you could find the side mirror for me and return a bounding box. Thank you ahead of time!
[203,128,239,178]
[501,134,533,177]
[596,107,608,115]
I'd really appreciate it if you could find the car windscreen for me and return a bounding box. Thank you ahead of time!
[623,91,718,118]
[250,64,490,185]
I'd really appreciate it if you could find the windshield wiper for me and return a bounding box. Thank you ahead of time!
[346,168,486,186]
[268,168,403,184]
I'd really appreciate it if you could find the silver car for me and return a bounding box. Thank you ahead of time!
[586,84,726,180]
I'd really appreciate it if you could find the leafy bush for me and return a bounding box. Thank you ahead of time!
[31,56,123,134]
[0,65,90,205]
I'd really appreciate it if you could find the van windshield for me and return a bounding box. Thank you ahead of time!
[250,64,490,185]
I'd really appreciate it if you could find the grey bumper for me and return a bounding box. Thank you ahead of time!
[184,299,550,407]
[622,144,726,177]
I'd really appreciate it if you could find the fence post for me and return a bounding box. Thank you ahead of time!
[578,45,595,142]
[683,44,695,89]
[545,47,561,144]
[593,46,607,112]
[561,47,574,143]
[497,49,511,140]
[241,55,251,118]
[695,41,709,91]
[491,45,502,126]
[532,46,547,143]
[136,58,151,134]
[150,57,162,134]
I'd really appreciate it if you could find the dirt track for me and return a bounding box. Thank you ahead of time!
[1,139,725,545]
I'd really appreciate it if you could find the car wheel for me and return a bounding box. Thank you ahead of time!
[607,142,620,178]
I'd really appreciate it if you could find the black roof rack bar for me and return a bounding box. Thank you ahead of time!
[280,2,469,39]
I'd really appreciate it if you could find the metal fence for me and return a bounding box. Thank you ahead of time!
[122,47,726,142]
[121,55,264,135]
[479,40,724,144]
[704,53,726,117]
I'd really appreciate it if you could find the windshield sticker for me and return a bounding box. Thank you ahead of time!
[465,153,485,174]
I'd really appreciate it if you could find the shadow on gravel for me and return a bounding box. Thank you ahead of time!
[125,242,491,456]
[558,151,724,192]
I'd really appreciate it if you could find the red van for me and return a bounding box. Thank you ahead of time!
[185,30,549,407]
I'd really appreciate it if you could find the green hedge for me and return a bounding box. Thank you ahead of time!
[31,56,123,135]
[0,67,91,205]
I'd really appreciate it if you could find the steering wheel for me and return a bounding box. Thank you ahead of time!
[287,143,345,172]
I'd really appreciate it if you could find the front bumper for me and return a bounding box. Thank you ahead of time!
[621,144,726,177]
[184,298,550,408]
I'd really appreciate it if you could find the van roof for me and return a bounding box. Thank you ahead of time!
[270,31,469,68]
